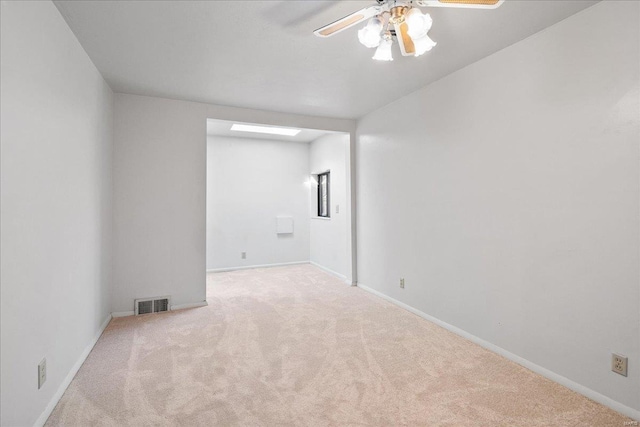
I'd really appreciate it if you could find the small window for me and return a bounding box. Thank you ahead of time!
[317,171,330,218]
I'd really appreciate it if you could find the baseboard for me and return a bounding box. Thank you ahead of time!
[207,261,309,273]
[171,301,208,311]
[111,311,134,318]
[33,313,112,427]
[309,261,350,284]
[356,283,640,422]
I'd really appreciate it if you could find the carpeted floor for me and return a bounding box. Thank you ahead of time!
[46,264,631,426]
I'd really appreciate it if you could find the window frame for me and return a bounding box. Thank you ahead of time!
[317,171,330,218]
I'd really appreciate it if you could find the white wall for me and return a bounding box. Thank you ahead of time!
[113,93,354,314]
[113,95,207,314]
[357,0,639,416]
[207,136,310,270]
[0,1,114,426]
[309,134,350,280]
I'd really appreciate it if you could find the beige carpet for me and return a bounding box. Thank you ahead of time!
[46,264,631,426]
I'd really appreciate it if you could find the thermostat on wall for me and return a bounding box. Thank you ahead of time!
[276,216,294,234]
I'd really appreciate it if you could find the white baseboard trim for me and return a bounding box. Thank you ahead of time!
[356,282,640,422]
[309,261,350,284]
[111,311,134,318]
[34,313,112,427]
[207,261,309,273]
[171,301,208,311]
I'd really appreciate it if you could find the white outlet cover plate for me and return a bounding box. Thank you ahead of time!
[38,358,46,389]
[612,354,628,377]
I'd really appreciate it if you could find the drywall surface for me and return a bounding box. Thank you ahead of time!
[309,134,350,279]
[0,1,114,425]
[357,0,639,413]
[207,136,310,270]
[113,95,207,313]
[113,93,354,313]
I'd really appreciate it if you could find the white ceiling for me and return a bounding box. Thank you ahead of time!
[55,0,598,119]
[207,119,337,143]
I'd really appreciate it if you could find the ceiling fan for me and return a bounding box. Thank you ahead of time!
[314,0,505,61]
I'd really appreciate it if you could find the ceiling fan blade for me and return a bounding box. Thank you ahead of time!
[415,0,504,9]
[313,6,382,38]
[394,22,415,57]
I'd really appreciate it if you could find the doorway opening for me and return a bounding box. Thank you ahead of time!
[205,118,355,284]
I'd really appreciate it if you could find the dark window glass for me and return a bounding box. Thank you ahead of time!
[318,172,330,218]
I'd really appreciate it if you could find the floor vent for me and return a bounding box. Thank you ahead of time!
[135,296,171,315]
[154,298,169,313]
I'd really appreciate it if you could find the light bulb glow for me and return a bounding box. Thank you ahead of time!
[405,8,433,40]
[373,37,393,61]
[412,34,437,56]
[358,17,383,48]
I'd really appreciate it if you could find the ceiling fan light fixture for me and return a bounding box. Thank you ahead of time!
[357,16,384,48]
[372,35,393,61]
[405,8,433,40]
[314,0,504,62]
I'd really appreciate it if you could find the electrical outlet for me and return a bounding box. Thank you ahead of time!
[241,252,246,259]
[336,205,340,214]
[612,354,628,376]
[400,278,405,289]
[38,358,47,389]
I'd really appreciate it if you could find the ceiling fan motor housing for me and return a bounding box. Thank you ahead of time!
[390,6,409,24]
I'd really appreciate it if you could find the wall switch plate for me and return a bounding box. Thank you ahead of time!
[336,205,339,214]
[38,358,47,389]
[241,252,246,259]
[400,278,405,289]
[612,354,628,376]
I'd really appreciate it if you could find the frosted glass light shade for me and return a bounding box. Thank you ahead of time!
[413,34,437,56]
[358,17,383,48]
[372,38,393,61]
[406,8,433,40]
